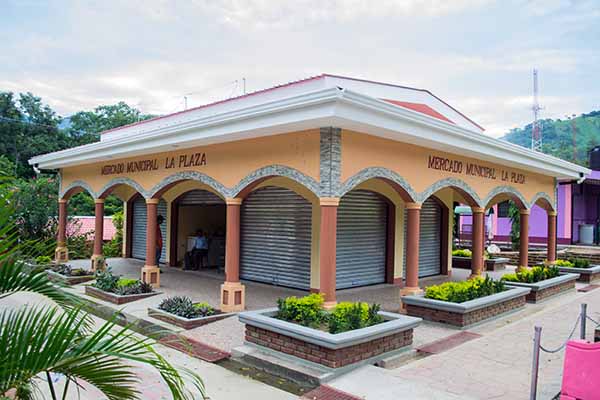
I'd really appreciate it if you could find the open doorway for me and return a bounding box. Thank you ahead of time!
[171,189,226,269]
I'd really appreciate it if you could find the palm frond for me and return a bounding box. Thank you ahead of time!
[0,306,206,400]
[0,259,79,309]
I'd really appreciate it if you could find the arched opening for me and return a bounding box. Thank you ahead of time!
[482,189,528,250]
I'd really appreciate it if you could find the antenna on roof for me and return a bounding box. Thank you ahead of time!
[242,77,246,95]
[531,69,543,152]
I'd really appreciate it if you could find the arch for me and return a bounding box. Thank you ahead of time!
[419,178,482,208]
[60,180,95,200]
[530,192,555,212]
[338,167,418,203]
[148,171,228,200]
[231,165,320,200]
[483,186,528,210]
[97,177,148,199]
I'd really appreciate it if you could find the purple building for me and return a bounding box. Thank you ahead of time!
[459,147,600,246]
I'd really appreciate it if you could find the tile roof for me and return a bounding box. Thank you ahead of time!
[67,216,116,241]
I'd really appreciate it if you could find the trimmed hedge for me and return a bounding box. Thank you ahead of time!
[501,265,560,284]
[424,276,505,303]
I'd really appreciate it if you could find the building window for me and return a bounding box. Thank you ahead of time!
[497,201,510,218]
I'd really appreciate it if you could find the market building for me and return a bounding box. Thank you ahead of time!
[29,74,589,311]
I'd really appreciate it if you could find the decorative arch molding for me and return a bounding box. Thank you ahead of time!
[482,186,528,210]
[59,180,95,200]
[98,177,148,199]
[530,192,556,212]
[337,167,418,202]
[419,177,482,207]
[148,171,229,199]
[230,165,320,199]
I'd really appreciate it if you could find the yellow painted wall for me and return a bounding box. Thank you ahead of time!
[341,131,555,205]
[61,130,321,196]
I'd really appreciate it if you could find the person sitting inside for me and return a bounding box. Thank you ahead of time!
[192,229,209,269]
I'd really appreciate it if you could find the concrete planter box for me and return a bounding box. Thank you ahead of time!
[503,273,579,303]
[85,285,159,305]
[403,287,531,328]
[557,265,600,283]
[239,308,421,369]
[452,256,509,271]
[47,270,95,286]
[148,307,235,329]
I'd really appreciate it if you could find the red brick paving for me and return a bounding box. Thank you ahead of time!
[416,331,482,354]
[159,334,230,362]
[578,284,600,293]
[301,385,362,400]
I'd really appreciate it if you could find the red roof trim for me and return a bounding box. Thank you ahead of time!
[99,73,483,136]
[382,99,455,124]
[100,74,326,135]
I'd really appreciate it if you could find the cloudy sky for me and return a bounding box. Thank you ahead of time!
[2,0,598,137]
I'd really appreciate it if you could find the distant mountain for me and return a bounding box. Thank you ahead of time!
[501,110,600,167]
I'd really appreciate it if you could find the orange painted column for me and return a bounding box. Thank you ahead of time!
[55,199,69,262]
[91,199,105,271]
[221,198,245,312]
[141,198,160,287]
[470,207,485,279]
[519,210,530,269]
[319,198,339,308]
[547,211,557,263]
[401,203,422,296]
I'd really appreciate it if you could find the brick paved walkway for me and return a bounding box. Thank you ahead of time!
[328,286,600,400]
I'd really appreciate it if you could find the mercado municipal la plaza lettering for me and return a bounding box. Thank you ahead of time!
[29,74,589,312]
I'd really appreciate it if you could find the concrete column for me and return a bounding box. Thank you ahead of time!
[470,207,485,279]
[519,209,530,269]
[141,198,160,287]
[401,203,422,297]
[319,197,339,309]
[91,199,105,271]
[547,211,557,263]
[55,199,69,263]
[221,198,245,312]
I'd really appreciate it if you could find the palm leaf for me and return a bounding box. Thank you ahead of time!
[0,306,206,400]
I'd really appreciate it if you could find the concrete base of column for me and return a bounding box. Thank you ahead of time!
[55,246,69,263]
[400,286,423,297]
[90,254,106,272]
[141,265,160,288]
[323,300,337,310]
[220,281,245,312]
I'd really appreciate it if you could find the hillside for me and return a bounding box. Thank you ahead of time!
[502,111,600,167]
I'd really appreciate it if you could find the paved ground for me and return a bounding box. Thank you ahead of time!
[0,291,296,400]
[69,258,501,352]
[328,285,600,400]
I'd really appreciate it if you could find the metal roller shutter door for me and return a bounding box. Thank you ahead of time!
[403,198,442,277]
[178,189,223,205]
[240,186,312,290]
[131,197,167,263]
[336,190,387,289]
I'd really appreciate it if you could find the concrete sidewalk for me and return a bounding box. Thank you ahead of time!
[328,286,600,400]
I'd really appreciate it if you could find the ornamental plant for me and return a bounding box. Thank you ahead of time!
[93,269,152,295]
[570,258,591,269]
[554,259,574,268]
[452,249,472,258]
[328,302,384,334]
[501,265,560,284]
[424,276,505,303]
[34,255,53,265]
[158,297,215,319]
[50,263,92,277]
[276,293,326,328]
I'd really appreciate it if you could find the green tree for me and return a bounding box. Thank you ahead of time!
[0,158,205,400]
[12,176,59,241]
[508,201,521,251]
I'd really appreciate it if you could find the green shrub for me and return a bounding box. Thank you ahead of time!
[116,278,138,288]
[554,259,574,268]
[276,293,326,328]
[424,276,505,303]
[35,255,53,265]
[158,296,215,319]
[452,249,472,258]
[501,265,560,283]
[50,264,92,277]
[569,258,591,269]
[328,302,384,334]
[93,268,119,292]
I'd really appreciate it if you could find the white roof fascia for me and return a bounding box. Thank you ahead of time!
[29,87,588,179]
